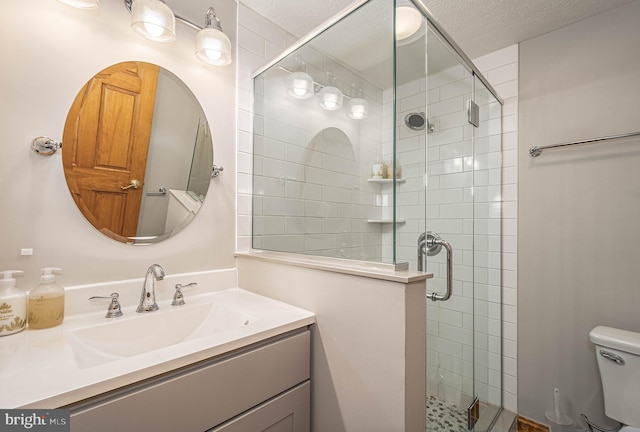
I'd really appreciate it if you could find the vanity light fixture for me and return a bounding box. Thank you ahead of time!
[121,0,233,66]
[286,58,314,99]
[347,86,368,120]
[195,8,232,66]
[58,0,100,9]
[318,72,343,111]
[129,0,176,42]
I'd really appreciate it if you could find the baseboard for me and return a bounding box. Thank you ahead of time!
[518,416,549,432]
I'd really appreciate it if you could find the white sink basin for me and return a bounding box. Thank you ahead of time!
[66,302,254,368]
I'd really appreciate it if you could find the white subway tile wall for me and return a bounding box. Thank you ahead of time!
[237,3,518,414]
[245,10,393,261]
[237,4,290,253]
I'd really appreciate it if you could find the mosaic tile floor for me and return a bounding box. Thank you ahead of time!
[426,395,468,432]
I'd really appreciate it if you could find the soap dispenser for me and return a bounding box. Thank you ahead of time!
[28,267,64,329]
[0,270,27,336]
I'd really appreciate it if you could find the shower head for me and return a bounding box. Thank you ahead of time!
[404,112,435,133]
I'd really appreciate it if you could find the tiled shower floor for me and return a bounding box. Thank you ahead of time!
[426,395,468,432]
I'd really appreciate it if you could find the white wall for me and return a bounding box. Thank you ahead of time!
[519,1,640,426]
[236,256,426,432]
[0,0,237,287]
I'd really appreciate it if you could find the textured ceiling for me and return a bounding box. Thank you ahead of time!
[238,0,638,59]
[172,0,638,88]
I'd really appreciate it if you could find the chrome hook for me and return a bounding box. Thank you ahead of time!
[31,136,62,156]
[212,165,224,177]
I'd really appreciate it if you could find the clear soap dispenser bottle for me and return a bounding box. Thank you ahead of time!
[28,267,64,329]
[0,270,27,336]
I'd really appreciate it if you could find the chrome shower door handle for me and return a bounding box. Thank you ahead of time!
[418,231,454,302]
[417,232,426,272]
[427,238,453,301]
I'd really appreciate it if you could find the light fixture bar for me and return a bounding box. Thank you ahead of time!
[175,15,203,31]
[123,0,204,31]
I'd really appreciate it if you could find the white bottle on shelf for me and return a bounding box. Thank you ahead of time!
[371,156,384,179]
[0,270,27,336]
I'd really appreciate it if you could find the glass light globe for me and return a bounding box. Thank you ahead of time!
[347,97,368,119]
[318,86,343,111]
[131,0,176,43]
[286,71,314,99]
[196,27,232,66]
[58,0,100,9]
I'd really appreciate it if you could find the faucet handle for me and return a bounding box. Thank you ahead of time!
[90,293,124,318]
[172,283,197,306]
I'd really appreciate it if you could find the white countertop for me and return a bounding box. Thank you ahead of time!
[236,250,433,283]
[0,287,315,409]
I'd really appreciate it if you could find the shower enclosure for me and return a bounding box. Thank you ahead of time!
[251,0,503,430]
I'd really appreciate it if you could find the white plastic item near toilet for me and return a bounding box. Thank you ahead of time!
[589,326,640,431]
[545,388,573,432]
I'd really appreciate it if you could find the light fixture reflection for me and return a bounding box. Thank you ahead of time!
[130,0,176,43]
[58,0,100,9]
[347,87,368,119]
[347,98,368,119]
[319,87,343,110]
[287,72,314,99]
[318,73,343,111]
[195,7,232,66]
[286,59,313,99]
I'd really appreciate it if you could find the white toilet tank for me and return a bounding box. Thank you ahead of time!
[589,326,640,428]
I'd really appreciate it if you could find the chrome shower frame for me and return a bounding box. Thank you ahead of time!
[252,0,503,105]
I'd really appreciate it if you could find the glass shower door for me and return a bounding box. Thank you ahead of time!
[395,5,502,429]
[470,74,503,432]
[422,28,477,431]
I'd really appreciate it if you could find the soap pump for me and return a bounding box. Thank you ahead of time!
[0,270,27,336]
[28,267,65,329]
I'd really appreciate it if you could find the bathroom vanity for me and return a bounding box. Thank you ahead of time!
[0,274,315,432]
[65,329,311,431]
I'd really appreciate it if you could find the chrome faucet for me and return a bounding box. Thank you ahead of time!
[137,264,165,313]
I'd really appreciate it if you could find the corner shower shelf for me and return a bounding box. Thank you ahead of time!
[367,219,406,224]
[367,178,405,224]
[367,178,406,184]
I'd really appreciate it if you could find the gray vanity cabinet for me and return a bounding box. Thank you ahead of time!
[66,329,310,432]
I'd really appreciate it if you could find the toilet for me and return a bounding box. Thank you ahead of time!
[589,326,640,432]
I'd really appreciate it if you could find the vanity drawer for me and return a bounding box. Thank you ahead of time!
[209,381,310,432]
[68,329,310,432]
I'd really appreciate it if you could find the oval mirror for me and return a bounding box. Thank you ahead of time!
[62,61,213,245]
